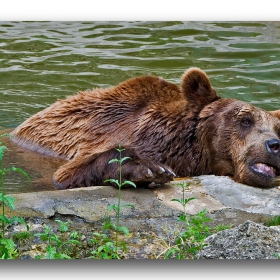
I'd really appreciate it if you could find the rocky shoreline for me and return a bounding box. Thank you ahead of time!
[3,175,280,259]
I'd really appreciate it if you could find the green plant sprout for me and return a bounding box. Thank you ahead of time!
[90,229,120,259]
[91,144,136,259]
[264,216,280,227]
[158,181,212,259]
[34,219,82,259]
[0,133,30,259]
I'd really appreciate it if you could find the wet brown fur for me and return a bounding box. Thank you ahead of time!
[9,67,280,189]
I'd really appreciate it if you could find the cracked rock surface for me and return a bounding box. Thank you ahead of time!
[196,220,280,259]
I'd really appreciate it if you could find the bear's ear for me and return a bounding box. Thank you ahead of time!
[269,110,280,120]
[181,67,219,107]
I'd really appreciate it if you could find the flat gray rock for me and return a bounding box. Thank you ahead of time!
[6,175,280,227]
[199,175,280,216]
[5,185,180,222]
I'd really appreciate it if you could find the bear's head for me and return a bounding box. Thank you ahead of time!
[196,94,280,188]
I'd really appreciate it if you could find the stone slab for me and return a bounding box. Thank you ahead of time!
[5,175,280,228]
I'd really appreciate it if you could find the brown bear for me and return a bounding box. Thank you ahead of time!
[9,67,280,189]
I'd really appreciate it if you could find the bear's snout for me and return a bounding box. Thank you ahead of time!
[265,138,280,156]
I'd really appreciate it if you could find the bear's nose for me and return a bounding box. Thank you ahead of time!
[265,138,280,155]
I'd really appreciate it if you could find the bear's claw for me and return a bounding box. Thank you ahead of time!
[127,160,176,186]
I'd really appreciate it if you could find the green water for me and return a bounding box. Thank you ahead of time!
[1,21,280,193]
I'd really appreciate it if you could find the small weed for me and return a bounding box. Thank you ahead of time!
[90,216,128,259]
[13,231,32,241]
[264,216,280,227]
[158,181,212,259]
[34,219,82,259]
[158,181,233,259]
[211,223,232,233]
[264,217,280,259]
[0,133,30,259]
[0,238,18,259]
[90,144,135,259]
[274,253,280,259]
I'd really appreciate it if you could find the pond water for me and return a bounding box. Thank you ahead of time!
[1,21,280,193]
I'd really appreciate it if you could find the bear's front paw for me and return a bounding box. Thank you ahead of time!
[122,160,176,187]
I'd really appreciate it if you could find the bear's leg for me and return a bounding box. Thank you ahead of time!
[52,147,176,189]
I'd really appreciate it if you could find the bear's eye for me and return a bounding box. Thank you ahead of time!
[240,117,253,128]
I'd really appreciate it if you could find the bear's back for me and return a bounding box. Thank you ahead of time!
[11,76,186,160]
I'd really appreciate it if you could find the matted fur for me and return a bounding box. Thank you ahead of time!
[10,68,280,189]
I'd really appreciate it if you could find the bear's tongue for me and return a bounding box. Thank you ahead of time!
[252,163,276,177]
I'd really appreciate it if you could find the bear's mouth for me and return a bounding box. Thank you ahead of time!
[250,162,277,178]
